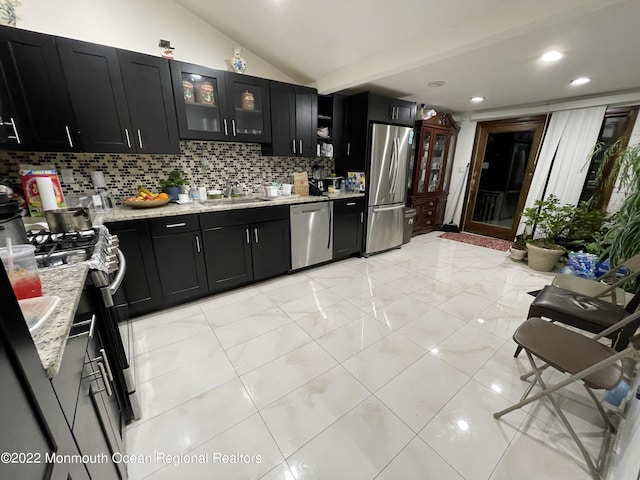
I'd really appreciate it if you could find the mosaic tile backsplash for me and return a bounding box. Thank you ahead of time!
[0,141,335,201]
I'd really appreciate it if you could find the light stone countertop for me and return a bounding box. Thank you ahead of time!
[31,263,89,378]
[93,192,365,224]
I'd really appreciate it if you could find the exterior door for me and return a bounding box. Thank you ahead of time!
[462,116,546,240]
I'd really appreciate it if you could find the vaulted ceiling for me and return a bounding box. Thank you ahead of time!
[175,0,640,115]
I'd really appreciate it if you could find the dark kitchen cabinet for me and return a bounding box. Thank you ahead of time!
[317,93,345,161]
[333,197,364,259]
[0,268,90,480]
[149,215,207,304]
[369,93,416,126]
[0,25,78,151]
[266,81,317,157]
[117,49,180,154]
[170,61,271,143]
[407,114,459,234]
[56,37,133,153]
[201,206,290,293]
[106,220,162,317]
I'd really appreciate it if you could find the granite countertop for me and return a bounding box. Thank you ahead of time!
[94,192,365,224]
[31,263,89,378]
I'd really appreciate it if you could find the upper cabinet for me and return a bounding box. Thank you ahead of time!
[117,50,180,154]
[369,93,416,126]
[266,81,317,157]
[170,61,271,143]
[0,26,78,151]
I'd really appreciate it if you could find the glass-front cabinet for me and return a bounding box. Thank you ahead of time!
[170,62,271,143]
[407,114,459,234]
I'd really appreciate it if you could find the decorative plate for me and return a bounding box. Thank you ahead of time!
[124,198,171,208]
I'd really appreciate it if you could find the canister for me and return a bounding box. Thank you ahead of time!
[241,90,255,110]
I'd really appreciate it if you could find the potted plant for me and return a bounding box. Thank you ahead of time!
[509,235,527,261]
[521,195,573,271]
[159,170,188,201]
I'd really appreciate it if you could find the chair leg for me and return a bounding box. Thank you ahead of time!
[514,345,523,358]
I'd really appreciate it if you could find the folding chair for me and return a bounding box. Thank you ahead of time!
[551,253,640,306]
[514,284,640,358]
[494,311,640,479]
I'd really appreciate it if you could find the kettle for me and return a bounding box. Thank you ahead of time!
[0,214,28,245]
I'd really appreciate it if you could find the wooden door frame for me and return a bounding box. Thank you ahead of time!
[461,115,547,240]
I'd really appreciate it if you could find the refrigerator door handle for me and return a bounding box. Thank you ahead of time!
[373,204,405,212]
[327,202,332,249]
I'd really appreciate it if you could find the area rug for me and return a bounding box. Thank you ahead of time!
[438,232,512,252]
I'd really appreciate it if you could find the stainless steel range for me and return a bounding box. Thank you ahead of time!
[28,225,140,424]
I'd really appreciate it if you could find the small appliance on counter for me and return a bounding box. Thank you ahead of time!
[0,193,28,245]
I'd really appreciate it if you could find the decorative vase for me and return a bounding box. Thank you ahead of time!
[526,243,564,271]
[230,48,247,74]
[509,246,527,261]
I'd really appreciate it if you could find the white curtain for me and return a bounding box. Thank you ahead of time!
[444,120,477,225]
[518,106,606,233]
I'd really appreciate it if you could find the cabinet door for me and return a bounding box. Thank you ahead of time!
[226,72,271,143]
[295,85,317,157]
[106,220,162,317]
[170,61,228,141]
[152,231,207,303]
[411,196,438,233]
[251,219,290,281]
[0,26,77,151]
[202,224,253,292]
[268,81,295,156]
[118,50,180,153]
[57,38,133,153]
[394,100,416,126]
[369,94,394,123]
[333,198,364,258]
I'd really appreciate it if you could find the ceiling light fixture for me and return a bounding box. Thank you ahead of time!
[427,81,446,87]
[540,50,563,62]
[570,77,591,86]
[470,96,485,103]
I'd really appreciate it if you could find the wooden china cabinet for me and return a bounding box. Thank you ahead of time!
[407,113,459,234]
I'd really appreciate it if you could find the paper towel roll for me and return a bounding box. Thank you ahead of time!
[36,177,58,211]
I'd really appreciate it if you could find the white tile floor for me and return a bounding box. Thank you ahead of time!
[125,232,609,480]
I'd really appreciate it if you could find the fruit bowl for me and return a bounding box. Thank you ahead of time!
[124,197,171,208]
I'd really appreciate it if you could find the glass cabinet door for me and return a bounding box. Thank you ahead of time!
[428,133,446,192]
[443,134,456,192]
[226,75,270,142]
[416,131,432,193]
[181,71,223,135]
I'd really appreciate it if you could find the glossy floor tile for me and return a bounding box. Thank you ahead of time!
[126,232,612,479]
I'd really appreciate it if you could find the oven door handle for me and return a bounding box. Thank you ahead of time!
[109,248,126,296]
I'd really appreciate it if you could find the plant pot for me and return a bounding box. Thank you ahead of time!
[509,246,527,261]
[526,243,565,271]
[164,186,181,202]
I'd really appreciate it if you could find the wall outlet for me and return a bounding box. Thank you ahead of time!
[61,169,75,184]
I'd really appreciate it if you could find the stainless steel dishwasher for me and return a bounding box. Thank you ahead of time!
[290,202,333,270]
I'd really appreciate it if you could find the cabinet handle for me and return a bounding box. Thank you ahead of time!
[347,143,351,156]
[99,349,114,381]
[292,139,296,154]
[346,202,356,206]
[299,140,303,154]
[64,125,74,147]
[96,363,113,396]
[195,234,201,253]
[360,211,364,223]
[245,228,250,244]
[165,222,186,228]
[124,128,131,148]
[231,119,237,136]
[223,118,228,136]
[254,227,259,243]
[4,117,21,144]
[137,129,143,149]
[69,314,96,339]
[88,314,96,339]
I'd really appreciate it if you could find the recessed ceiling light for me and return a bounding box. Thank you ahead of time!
[541,50,563,62]
[427,80,446,87]
[570,77,591,86]
[470,96,485,103]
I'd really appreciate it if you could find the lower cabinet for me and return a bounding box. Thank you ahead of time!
[201,207,291,293]
[409,194,445,234]
[333,197,364,258]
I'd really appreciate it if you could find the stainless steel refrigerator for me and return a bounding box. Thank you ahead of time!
[365,123,412,255]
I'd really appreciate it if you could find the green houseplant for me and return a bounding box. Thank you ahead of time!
[159,170,189,201]
[521,195,573,271]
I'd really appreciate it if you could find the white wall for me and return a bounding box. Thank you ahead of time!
[443,119,476,225]
[16,0,295,83]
